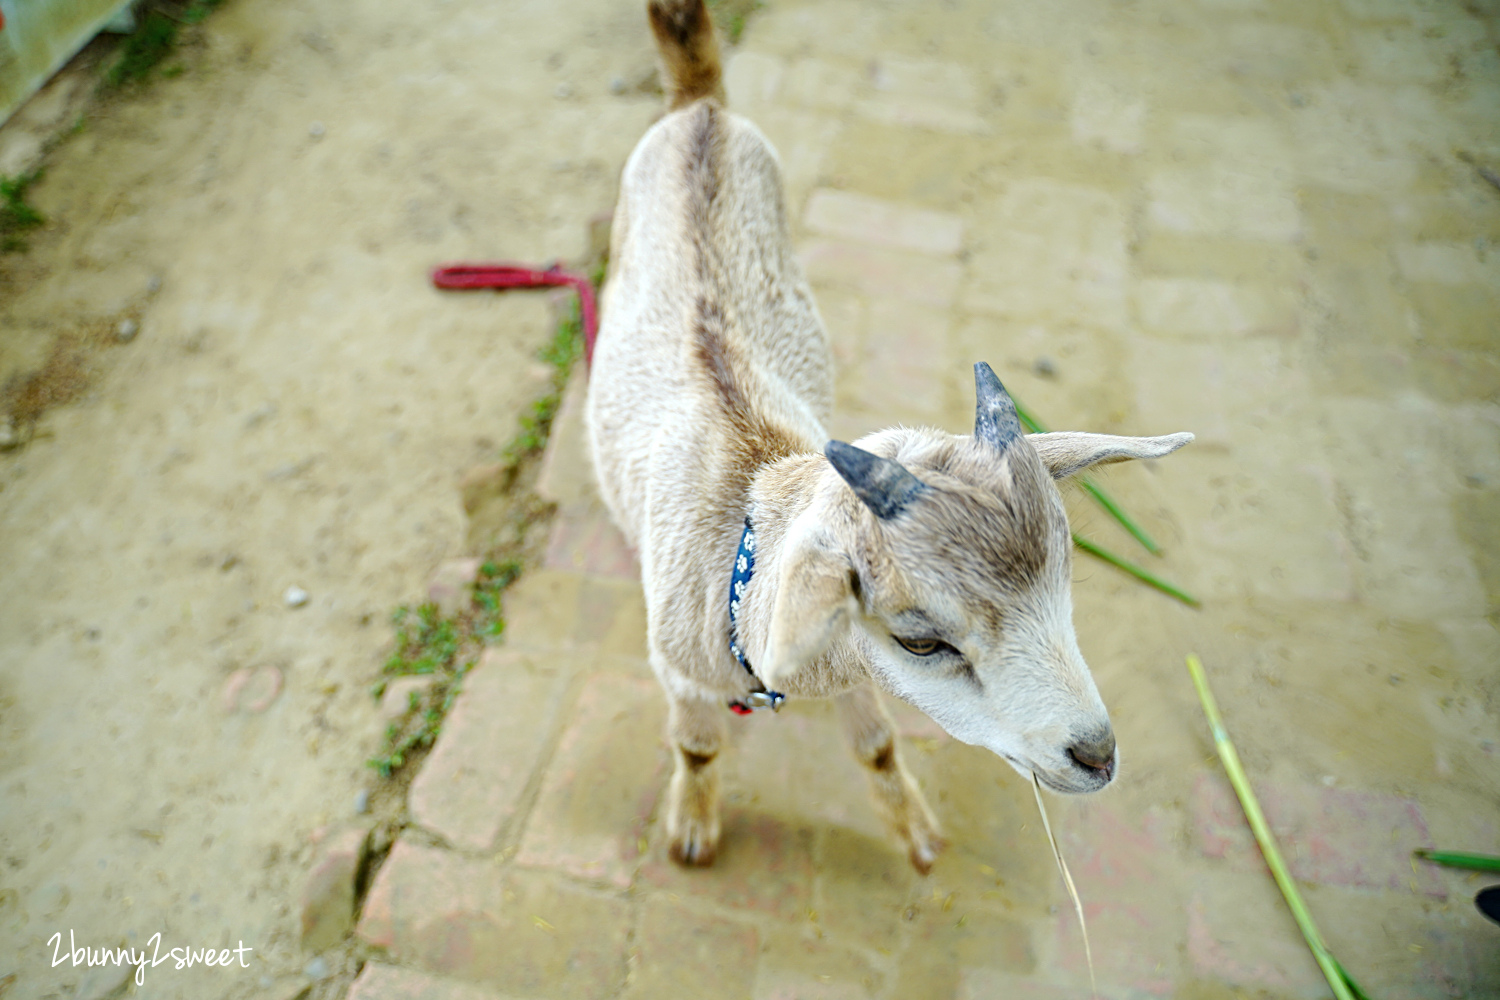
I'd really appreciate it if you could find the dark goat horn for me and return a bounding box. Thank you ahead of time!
[973,362,1022,451]
[824,441,927,520]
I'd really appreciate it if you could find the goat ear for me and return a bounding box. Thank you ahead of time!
[758,537,858,690]
[1026,431,1195,481]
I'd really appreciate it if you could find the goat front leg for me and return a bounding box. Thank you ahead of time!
[664,689,727,866]
[836,684,944,874]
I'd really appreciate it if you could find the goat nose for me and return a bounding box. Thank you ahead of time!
[1067,729,1117,778]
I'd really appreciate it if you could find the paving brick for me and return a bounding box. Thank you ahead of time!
[1133,277,1299,340]
[1159,454,1357,604]
[500,570,583,647]
[515,674,668,888]
[798,240,962,308]
[621,895,760,1000]
[1049,901,1177,998]
[1192,771,1446,896]
[745,106,842,207]
[957,973,1100,1000]
[1147,164,1300,243]
[753,927,886,1000]
[408,651,569,851]
[535,368,594,508]
[572,577,648,652]
[639,809,816,921]
[960,179,1129,330]
[901,742,1053,913]
[726,700,887,840]
[893,902,1035,998]
[857,296,953,424]
[357,840,629,998]
[778,57,863,114]
[426,558,481,617]
[811,825,914,952]
[855,57,987,134]
[1185,871,1326,995]
[1320,398,1488,618]
[724,51,785,108]
[803,189,964,257]
[346,963,514,1000]
[543,502,640,580]
[1070,76,1144,156]
[301,824,369,952]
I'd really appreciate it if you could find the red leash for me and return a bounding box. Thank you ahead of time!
[431,263,599,366]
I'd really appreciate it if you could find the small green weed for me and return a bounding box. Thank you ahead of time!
[368,278,593,779]
[106,0,226,88]
[708,0,764,44]
[1,170,45,253]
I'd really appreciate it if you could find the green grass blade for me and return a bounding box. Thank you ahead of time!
[1013,398,1164,556]
[1079,480,1163,555]
[1413,849,1500,872]
[1186,655,1363,1000]
[1072,534,1199,607]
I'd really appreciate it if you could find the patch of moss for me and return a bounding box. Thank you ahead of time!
[0,170,44,253]
[106,0,226,88]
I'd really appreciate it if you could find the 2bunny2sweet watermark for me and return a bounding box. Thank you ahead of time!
[48,929,253,987]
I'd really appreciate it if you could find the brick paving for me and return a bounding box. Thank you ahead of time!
[340,1,1500,997]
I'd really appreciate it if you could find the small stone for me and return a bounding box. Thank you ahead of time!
[554,82,574,99]
[353,789,370,815]
[284,586,310,608]
[300,826,368,953]
[425,557,481,617]
[379,675,436,720]
[1032,355,1058,378]
[308,121,325,138]
[116,318,138,342]
[609,76,626,95]
[0,419,19,450]
[303,955,331,980]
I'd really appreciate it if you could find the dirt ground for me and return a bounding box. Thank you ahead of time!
[1,0,1498,999]
[0,1,657,996]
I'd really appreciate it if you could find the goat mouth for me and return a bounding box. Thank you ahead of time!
[1033,765,1111,795]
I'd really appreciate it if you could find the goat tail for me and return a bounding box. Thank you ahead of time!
[648,0,726,110]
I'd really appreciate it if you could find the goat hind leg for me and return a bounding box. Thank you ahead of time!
[836,684,945,874]
[664,691,727,866]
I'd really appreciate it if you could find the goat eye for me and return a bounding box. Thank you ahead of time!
[895,636,946,657]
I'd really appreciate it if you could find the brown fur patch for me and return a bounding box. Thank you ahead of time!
[681,748,716,771]
[648,0,726,109]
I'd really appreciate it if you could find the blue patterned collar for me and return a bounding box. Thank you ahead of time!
[727,518,784,714]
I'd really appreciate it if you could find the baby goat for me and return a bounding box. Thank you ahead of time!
[586,0,1193,872]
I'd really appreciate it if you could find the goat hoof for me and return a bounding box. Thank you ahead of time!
[669,833,718,867]
[908,834,946,875]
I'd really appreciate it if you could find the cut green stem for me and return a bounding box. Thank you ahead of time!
[1413,849,1500,872]
[1013,398,1164,556]
[1186,655,1372,1000]
[1072,534,1199,607]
